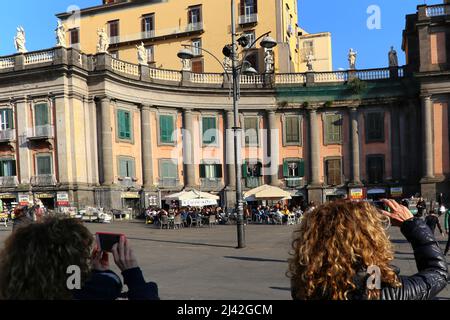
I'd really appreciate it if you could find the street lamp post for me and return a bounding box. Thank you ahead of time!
[178,0,277,249]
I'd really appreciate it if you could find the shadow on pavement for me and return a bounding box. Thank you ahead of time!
[127,237,235,249]
[224,256,287,263]
[270,287,291,291]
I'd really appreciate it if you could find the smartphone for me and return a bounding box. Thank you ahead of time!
[95,232,124,252]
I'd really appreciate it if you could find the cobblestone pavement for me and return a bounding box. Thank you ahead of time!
[0,218,449,300]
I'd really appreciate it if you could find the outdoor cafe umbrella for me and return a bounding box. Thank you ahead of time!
[243,184,292,202]
[165,189,219,207]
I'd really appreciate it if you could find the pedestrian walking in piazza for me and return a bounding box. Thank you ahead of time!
[425,209,444,238]
[416,197,427,218]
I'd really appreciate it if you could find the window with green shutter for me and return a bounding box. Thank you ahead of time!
[117,110,131,140]
[366,112,384,142]
[324,113,342,144]
[160,115,175,144]
[285,116,300,144]
[283,159,305,177]
[35,103,49,127]
[36,154,52,175]
[0,159,16,177]
[160,160,177,178]
[202,117,217,145]
[119,158,135,178]
[244,117,259,146]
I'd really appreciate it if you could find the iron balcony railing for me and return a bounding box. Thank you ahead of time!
[239,13,258,24]
[0,176,18,187]
[200,178,222,190]
[245,176,261,189]
[118,177,138,188]
[285,177,304,188]
[27,125,54,139]
[158,178,179,189]
[0,129,16,142]
[30,174,57,186]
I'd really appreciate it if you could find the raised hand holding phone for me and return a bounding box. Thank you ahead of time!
[111,236,139,272]
[380,199,414,227]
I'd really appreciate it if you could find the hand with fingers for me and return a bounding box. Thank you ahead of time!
[111,236,139,272]
[91,244,110,272]
[381,199,414,227]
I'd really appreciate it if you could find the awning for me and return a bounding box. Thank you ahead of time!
[165,189,219,207]
[244,185,292,201]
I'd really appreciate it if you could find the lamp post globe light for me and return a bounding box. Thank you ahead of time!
[177,0,277,249]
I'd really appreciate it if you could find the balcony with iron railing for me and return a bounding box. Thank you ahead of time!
[0,176,19,187]
[118,177,138,188]
[285,177,304,189]
[245,176,262,189]
[0,129,16,142]
[158,178,180,189]
[200,178,222,190]
[27,125,54,140]
[239,13,258,25]
[30,174,57,187]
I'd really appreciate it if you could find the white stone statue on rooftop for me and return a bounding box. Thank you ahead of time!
[264,49,274,73]
[14,26,27,54]
[56,20,67,48]
[97,27,110,53]
[137,42,148,65]
[306,53,314,71]
[389,46,398,67]
[348,48,357,69]
[181,58,191,71]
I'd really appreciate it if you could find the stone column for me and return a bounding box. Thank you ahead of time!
[422,95,434,179]
[54,95,73,185]
[268,110,281,186]
[391,105,401,182]
[100,97,114,185]
[225,110,236,189]
[308,108,321,186]
[141,105,154,189]
[15,97,32,185]
[182,109,196,188]
[349,107,362,185]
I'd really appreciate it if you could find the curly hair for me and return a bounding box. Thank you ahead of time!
[288,200,401,300]
[0,216,94,300]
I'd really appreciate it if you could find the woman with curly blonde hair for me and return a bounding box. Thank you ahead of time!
[288,199,447,300]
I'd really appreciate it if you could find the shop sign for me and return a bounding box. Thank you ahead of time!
[181,199,218,207]
[390,187,403,198]
[350,188,364,200]
[18,193,30,206]
[121,192,140,199]
[57,192,70,206]
[0,193,17,200]
[36,193,55,199]
[325,188,347,196]
[146,193,158,206]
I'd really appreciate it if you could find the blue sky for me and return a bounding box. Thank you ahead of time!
[0,0,444,70]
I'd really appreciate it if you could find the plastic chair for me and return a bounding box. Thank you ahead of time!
[160,215,170,229]
[174,215,183,229]
[208,215,217,227]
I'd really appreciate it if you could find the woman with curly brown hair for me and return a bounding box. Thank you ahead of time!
[0,216,159,300]
[288,199,448,300]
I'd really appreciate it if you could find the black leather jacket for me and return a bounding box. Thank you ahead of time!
[291,218,448,300]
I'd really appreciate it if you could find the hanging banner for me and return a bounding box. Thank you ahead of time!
[57,192,70,206]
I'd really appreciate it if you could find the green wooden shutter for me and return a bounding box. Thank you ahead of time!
[256,162,262,176]
[283,160,289,177]
[298,160,305,177]
[199,164,206,178]
[124,112,131,139]
[35,104,49,126]
[118,111,125,138]
[160,115,174,143]
[216,164,223,178]
[6,109,13,129]
[242,161,248,178]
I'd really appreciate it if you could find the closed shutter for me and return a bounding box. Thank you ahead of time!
[160,115,174,143]
[254,0,258,13]
[119,159,127,177]
[285,116,299,143]
[256,162,262,176]
[283,160,289,177]
[168,162,177,178]
[298,160,305,177]
[242,161,248,178]
[216,164,223,178]
[199,164,206,178]
[192,60,204,73]
[326,114,342,143]
[367,113,383,141]
[202,117,216,144]
[240,0,245,15]
[327,159,341,185]
[124,112,131,138]
[35,104,49,126]
[37,156,52,175]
